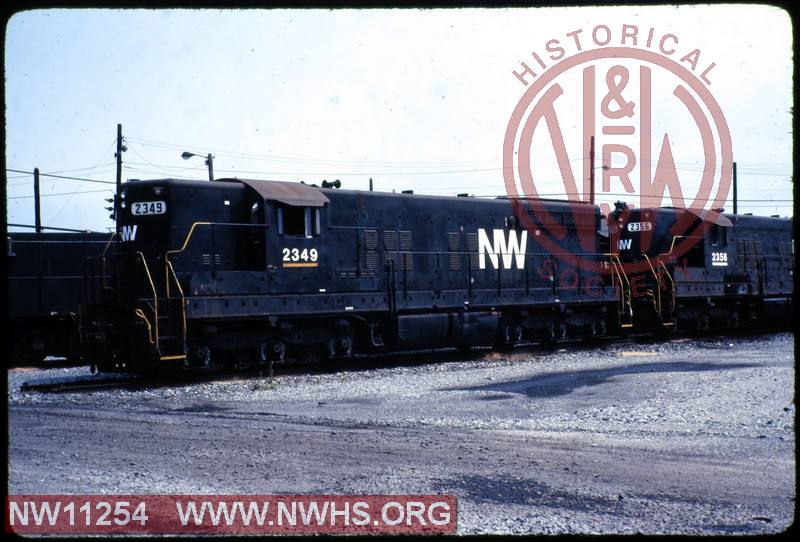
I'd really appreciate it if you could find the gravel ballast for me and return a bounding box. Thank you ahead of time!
[7,333,795,534]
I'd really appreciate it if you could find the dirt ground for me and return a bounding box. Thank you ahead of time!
[7,333,795,534]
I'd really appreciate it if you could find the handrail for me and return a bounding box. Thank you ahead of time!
[166,259,185,298]
[130,251,159,346]
[602,253,633,327]
[101,231,120,257]
[83,232,120,300]
[166,259,188,349]
[162,222,213,356]
[165,221,213,297]
[164,221,274,354]
[641,254,662,316]
[602,253,631,290]
[164,221,217,362]
[162,221,276,358]
[663,235,705,260]
[169,221,214,256]
[657,259,675,318]
[164,220,277,296]
[134,308,155,344]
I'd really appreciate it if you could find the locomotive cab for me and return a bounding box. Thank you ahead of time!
[608,204,734,329]
[84,178,334,372]
[608,203,792,332]
[610,204,733,266]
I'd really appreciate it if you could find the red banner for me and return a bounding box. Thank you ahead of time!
[6,495,457,534]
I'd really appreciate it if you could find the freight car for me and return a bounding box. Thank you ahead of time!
[79,177,793,374]
[7,231,110,365]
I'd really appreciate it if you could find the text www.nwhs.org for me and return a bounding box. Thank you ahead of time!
[6,495,457,534]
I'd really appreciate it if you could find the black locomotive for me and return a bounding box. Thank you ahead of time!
[77,177,793,374]
[609,204,793,332]
[7,231,110,365]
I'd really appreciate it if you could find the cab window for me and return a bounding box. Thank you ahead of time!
[710,224,728,246]
[277,206,321,237]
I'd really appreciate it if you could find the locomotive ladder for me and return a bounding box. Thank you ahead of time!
[642,254,675,327]
[654,237,685,328]
[131,251,186,363]
[605,254,633,328]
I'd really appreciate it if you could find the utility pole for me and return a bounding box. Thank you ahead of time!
[732,161,738,214]
[115,123,124,232]
[206,153,214,182]
[34,167,42,233]
[589,135,595,205]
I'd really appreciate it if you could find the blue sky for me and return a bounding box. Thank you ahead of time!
[5,7,793,232]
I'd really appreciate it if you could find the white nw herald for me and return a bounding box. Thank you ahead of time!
[477,228,528,270]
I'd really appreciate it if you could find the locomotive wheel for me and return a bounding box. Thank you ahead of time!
[593,319,607,337]
[259,341,286,363]
[187,344,212,370]
[257,341,286,378]
[327,335,353,358]
[339,335,353,357]
[540,323,558,346]
[500,323,513,348]
[499,323,524,347]
[513,325,524,344]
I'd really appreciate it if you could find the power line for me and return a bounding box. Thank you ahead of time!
[447,192,793,202]
[126,157,786,180]
[6,163,117,180]
[8,188,112,200]
[126,135,794,175]
[7,223,98,233]
[126,135,505,168]
[6,168,116,184]
[6,165,791,203]
[7,167,117,187]
[125,143,209,172]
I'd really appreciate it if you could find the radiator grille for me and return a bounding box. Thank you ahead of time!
[383,230,397,267]
[399,231,413,271]
[201,253,223,266]
[448,232,461,270]
[466,232,478,270]
[363,229,378,271]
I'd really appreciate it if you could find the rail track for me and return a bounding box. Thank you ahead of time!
[19,376,145,393]
[16,328,781,394]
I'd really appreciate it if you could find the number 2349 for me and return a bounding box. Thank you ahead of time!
[282,248,318,262]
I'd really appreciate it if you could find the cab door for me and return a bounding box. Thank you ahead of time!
[268,204,325,294]
[709,223,731,271]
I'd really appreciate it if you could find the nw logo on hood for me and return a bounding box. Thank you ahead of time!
[477,229,528,269]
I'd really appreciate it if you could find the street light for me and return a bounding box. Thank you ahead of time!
[181,151,214,181]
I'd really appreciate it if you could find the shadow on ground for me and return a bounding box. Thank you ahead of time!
[447,361,758,399]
